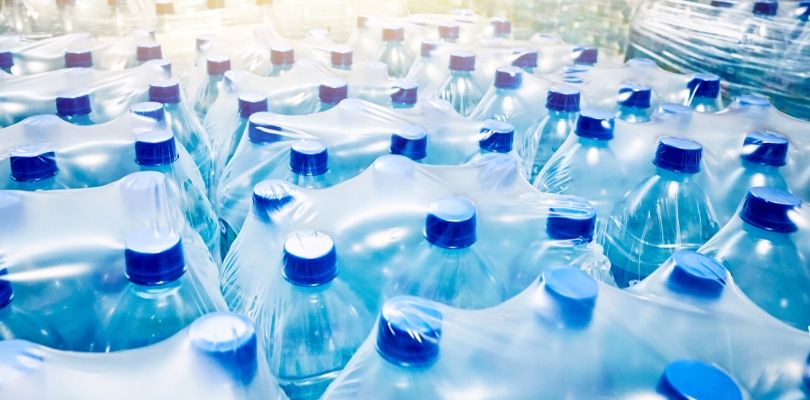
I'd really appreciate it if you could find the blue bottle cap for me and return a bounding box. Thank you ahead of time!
[149,79,181,104]
[247,112,282,143]
[0,51,13,70]
[189,312,258,384]
[494,66,523,90]
[331,45,353,68]
[420,40,438,57]
[687,73,721,99]
[56,92,91,117]
[479,119,514,153]
[658,360,742,400]
[270,45,294,66]
[206,55,231,75]
[491,17,511,34]
[289,140,328,176]
[666,251,727,299]
[376,296,442,367]
[710,0,733,7]
[282,231,338,286]
[546,204,596,242]
[130,101,165,122]
[512,49,538,69]
[135,129,177,166]
[438,23,460,40]
[0,269,13,309]
[618,83,652,109]
[741,130,788,167]
[735,94,771,107]
[391,79,418,106]
[800,1,810,20]
[575,109,615,140]
[238,92,269,119]
[65,50,92,68]
[383,24,405,41]
[449,51,475,72]
[546,85,581,112]
[390,124,428,160]
[541,266,599,329]
[9,144,58,182]
[653,136,702,174]
[740,187,801,233]
[124,231,186,286]
[572,46,598,65]
[319,78,348,106]
[424,197,477,249]
[136,42,163,62]
[252,179,294,219]
[753,0,778,16]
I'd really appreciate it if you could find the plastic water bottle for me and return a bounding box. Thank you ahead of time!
[318,78,348,112]
[685,73,723,112]
[438,52,483,117]
[98,230,225,351]
[320,296,444,399]
[388,197,505,309]
[0,51,13,73]
[7,144,68,191]
[64,49,92,68]
[222,93,269,170]
[477,119,515,157]
[0,269,66,348]
[471,67,529,131]
[149,79,213,187]
[534,110,626,223]
[134,129,220,258]
[526,85,581,181]
[572,46,598,66]
[603,137,719,288]
[512,49,538,74]
[136,42,163,65]
[700,187,808,330]
[390,79,418,109]
[55,92,94,125]
[509,205,599,294]
[346,16,378,63]
[287,140,331,189]
[155,0,174,33]
[652,360,744,400]
[193,55,231,121]
[267,45,295,77]
[390,124,428,161]
[377,24,414,79]
[405,41,440,97]
[259,231,373,400]
[717,130,790,222]
[491,17,513,39]
[438,23,460,43]
[330,46,353,71]
[616,83,652,123]
[740,1,786,69]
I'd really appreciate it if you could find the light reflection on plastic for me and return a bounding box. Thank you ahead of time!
[4,263,92,282]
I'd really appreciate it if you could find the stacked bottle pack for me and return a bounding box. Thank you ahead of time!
[1,5,810,400]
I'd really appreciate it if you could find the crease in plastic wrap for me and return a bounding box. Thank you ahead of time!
[0,172,221,351]
[322,258,810,399]
[0,312,288,400]
[0,59,171,127]
[628,0,810,119]
[0,111,221,260]
[215,98,494,246]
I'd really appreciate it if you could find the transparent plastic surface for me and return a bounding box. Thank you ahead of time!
[0,172,219,351]
[0,312,288,399]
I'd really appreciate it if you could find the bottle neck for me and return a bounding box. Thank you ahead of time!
[617,106,651,123]
[740,158,781,173]
[655,166,694,182]
[450,69,474,78]
[741,219,792,242]
[576,136,611,148]
[547,109,578,120]
[392,101,414,109]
